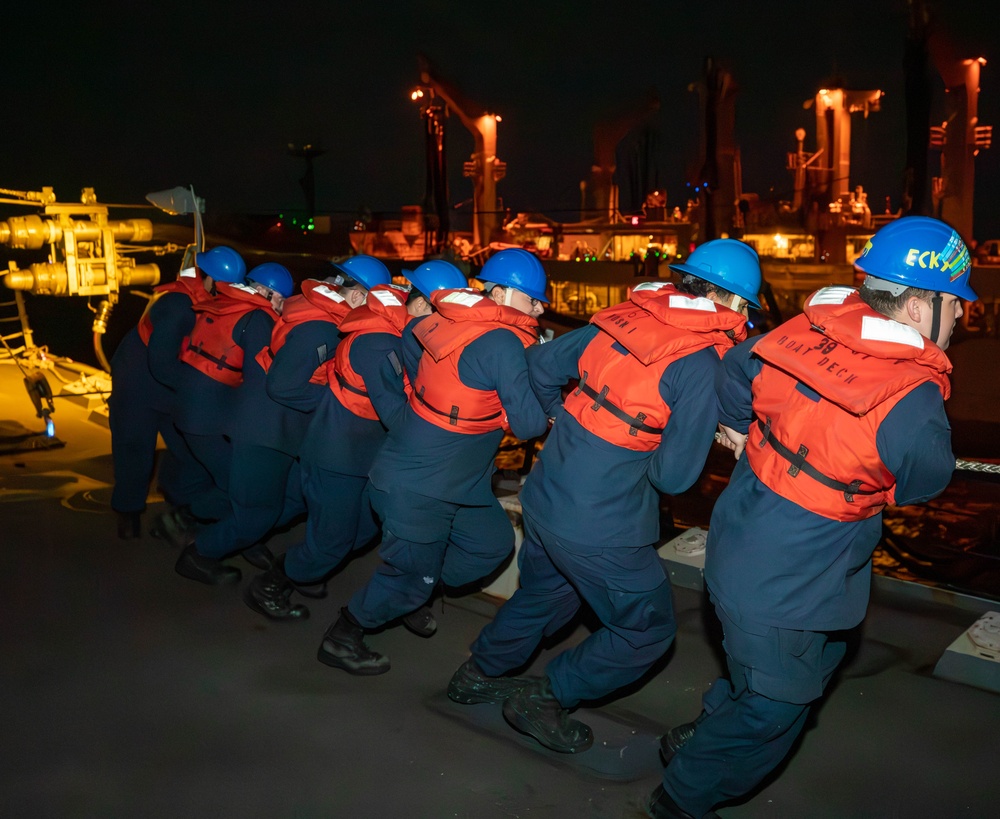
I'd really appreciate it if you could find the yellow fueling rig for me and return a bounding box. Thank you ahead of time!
[0,186,164,366]
[0,185,196,443]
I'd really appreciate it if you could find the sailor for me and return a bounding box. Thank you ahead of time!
[244,254,393,604]
[647,216,974,818]
[243,260,468,623]
[261,255,393,418]
[145,245,248,538]
[448,240,759,753]
[172,261,294,584]
[316,248,550,675]
[109,261,224,538]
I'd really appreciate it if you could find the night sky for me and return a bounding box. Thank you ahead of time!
[3,0,998,238]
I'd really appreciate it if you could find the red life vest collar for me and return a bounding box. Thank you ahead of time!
[758,287,951,414]
[196,282,279,321]
[337,284,411,336]
[137,269,209,344]
[420,288,539,359]
[156,268,210,303]
[253,280,350,376]
[592,283,747,363]
[295,279,354,322]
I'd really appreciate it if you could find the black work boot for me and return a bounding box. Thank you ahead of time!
[116,511,142,540]
[290,579,328,599]
[174,544,241,585]
[447,658,536,705]
[241,542,275,570]
[646,785,718,819]
[243,557,309,621]
[501,676,593,753]
[658,711,707,765]
[317,608,390,676]
[401,605,437,637]
[150,507,197,548]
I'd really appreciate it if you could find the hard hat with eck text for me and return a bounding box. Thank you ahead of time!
[855,216,977,300]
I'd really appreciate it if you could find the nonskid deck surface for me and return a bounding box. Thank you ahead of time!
[1,360,998,818]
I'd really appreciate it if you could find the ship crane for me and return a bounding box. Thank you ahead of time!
[416,54,505,252]
[928,35,991,244]
[589,89,661,224]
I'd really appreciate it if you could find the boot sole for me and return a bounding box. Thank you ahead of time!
[501,700,593,754]
[316,646,390,676]
[402,619,437,638]
[174,564,241,586]
[447,677,536,705]
[242,587,309,622]
[447,689,502,705]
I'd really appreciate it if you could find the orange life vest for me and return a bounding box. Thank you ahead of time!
[326,284,413,420]
[254,279,351,381]
[178,282,278,386]
[563,283,748,450]
[746,287,952,521]
[137,268,208,345]
[410,288,539,434]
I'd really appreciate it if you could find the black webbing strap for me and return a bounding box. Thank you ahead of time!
[185,340,241,373]
[756,417,879,502]
[335,370,369,397]
[572,370,663,437]
[415,386,502,426]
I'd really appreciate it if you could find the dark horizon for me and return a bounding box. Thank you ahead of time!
[2,1,998,240]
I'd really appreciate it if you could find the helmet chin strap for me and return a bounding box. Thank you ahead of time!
[728,293,742,311]
[502,286,514,307]
[930,292,943,346]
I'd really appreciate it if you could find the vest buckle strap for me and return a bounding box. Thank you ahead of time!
[577,379,664,436]
[592,385,610,412]
[787,444,809,477]
[759,417,771,448]
[755,417,881,501]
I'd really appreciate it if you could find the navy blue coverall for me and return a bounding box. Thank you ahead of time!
[347,326,550,629]
[194,308,308,560]
[469,324,721,706]
[123,284,226,520]
[154,299,238,501]
[661,332,956,818]
[280,329,410,584]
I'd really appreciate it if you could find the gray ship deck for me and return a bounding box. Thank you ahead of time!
[1,357,997,819]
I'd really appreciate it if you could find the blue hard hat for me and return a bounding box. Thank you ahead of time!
[477,248,549,303]
[195,246,246,284]
[854,216,977,301]
[247,263,294,298]
[330,254,391,291]
[669,239,762,308]
[405,260,468,296]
